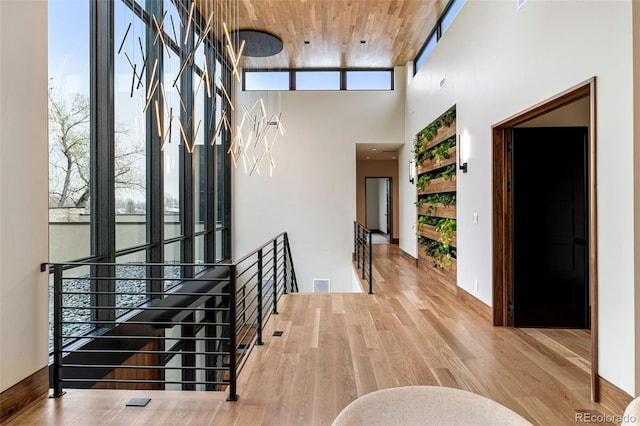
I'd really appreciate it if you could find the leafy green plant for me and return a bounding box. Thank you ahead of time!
[424,124,438,141]
[417,215,439,226]
[441,107,456,127]
[416,173,433,191]
[424,192,456,206]
[435,219,456,247]
[418,236,457,269]
[440,165,456,181]
[415,149,429,164]
[426,138,456,166]
[419,237,441,257]
[432,245,453,269]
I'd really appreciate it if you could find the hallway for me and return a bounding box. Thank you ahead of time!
[7,245,621,425]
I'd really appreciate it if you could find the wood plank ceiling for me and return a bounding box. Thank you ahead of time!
[195,0,449,69]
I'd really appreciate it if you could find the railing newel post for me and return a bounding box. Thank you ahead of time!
[256,250,264,346]
[227,264,239,401]
[368,230,373,294]
[361,230,366,280]
[272,239,278,315]
[283,237,289,294]
[51,264,66,398]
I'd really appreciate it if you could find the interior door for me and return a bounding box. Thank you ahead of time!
[512,127,589,328]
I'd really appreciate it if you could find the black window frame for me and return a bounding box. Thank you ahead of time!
[413,0,465,75]
[242,68,394,91]
[48,0,233,332]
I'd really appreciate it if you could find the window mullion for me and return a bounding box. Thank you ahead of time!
[90,0,116,323]
[146,0,165,296]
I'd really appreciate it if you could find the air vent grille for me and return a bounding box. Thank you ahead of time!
[313,279,330,293]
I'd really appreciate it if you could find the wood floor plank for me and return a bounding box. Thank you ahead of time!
[6,244,623,426]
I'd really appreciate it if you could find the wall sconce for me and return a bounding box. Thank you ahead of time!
[458,133,468,173]
[409,159,415,184]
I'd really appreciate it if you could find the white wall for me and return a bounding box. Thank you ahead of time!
[234,69,405,293]
[366,179,380,230]
[0,0,49,392]
[633,0,640,398]
[401,0,636,395]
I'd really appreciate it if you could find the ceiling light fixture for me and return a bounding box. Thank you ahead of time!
[230,30,283,57]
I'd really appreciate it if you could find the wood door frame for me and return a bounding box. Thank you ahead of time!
[364,176,393,239]
[491,77,599,401]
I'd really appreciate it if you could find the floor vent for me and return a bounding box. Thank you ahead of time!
[313,279,330,293]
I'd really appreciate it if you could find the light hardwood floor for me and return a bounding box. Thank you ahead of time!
[6,244,620,425]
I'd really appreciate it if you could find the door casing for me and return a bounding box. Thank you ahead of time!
[491,77,598,401]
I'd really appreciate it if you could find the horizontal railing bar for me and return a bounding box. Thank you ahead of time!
[236,306,260,331]
[59,306,230,312]
[60,379,229,385]
[68,349,230,356]
[52,261,218,268]
[237,278,260,296]
[59,276,231,283]
[60,321,231,327]
[233,233,286,265]
[236,324,257,347]
[61,291,230,297]
[61,364,230,371]
[236,271,259,289]
[235,260,259,279]
[59,335,230,341]
[237,292,260,314]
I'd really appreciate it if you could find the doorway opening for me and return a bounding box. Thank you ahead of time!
[365,177,392,244]
[512,127,588,328]
[492,78,598,400]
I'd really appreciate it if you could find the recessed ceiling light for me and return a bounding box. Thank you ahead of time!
[372,148,377,151]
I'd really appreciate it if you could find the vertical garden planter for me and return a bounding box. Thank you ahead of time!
[414,106,458,282]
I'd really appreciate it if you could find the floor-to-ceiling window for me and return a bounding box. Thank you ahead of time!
[47,0,232,352]
[48,0,92,263]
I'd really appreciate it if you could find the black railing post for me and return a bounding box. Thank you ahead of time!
[353,221,357,261]
[355,225,360,268]
[283,236,289,294]
[284,233,298,292]
[272,240,278,315]
[361,230,366,280]
[51,264,65,398]
[227,264,239,401]
[256,250,264,346]
[368,231,373,294]
[358,226,363,270]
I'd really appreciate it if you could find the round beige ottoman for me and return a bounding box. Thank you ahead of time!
[622,397,640,426]
[332,386,532,426]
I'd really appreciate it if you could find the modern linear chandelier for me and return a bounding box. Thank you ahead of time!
[117,0,284,177]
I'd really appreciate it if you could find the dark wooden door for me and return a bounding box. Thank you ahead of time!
[512,127,589,328]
